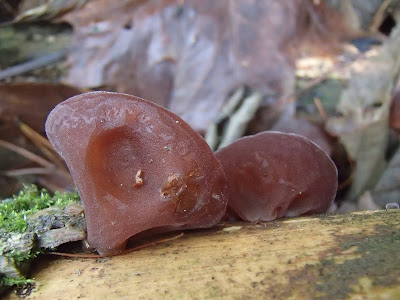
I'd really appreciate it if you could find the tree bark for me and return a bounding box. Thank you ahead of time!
[5,209,400,299]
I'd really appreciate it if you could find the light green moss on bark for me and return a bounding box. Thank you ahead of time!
[0,185,81,291]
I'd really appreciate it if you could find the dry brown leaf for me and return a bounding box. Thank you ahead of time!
[63,0,350,132]
[270,117,334,156]
[372,147,400,207]
[0,139,74,192]
[0,82,83,136]
[0,83,81,194]
[13,0,89,22]
[326,23,400,203]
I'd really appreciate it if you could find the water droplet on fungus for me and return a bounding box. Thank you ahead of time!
[161,172,203,216]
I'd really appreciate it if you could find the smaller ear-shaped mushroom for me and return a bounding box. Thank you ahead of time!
[215,132,338,222]
[45,91,227,255]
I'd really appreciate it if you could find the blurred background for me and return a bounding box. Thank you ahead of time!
[1,0,400,212]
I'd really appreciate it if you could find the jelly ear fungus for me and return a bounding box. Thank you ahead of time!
[45,91,227,255]
[215,132,338,222]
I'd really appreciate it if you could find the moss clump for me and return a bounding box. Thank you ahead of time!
[0,185,81,292]
[0,185,80,233]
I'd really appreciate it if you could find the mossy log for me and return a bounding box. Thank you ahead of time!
[5,209,400,299]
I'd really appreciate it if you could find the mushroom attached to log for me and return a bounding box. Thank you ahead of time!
[215,132,338,222]
[45,91,228,255]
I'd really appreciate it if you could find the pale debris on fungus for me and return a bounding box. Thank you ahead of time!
[132,169,144,188]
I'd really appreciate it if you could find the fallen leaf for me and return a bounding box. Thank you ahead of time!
[0,82,83,136]
[372,147,400,207]
[63,0,350,132]
[390,90,400,131]
[270,116,334,156]
[205,87,262,150]
[13,0,89,23]
[358,190,380,210]
[0,83,81,194]
[326,24,400,203]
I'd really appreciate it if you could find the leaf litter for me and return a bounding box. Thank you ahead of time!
[1,0,400,293]
[0,0,398,210]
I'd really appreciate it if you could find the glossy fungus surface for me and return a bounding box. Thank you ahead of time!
[45,91,227,255]
[215,132,338,222]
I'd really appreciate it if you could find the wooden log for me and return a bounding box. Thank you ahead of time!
[5,210,400,299]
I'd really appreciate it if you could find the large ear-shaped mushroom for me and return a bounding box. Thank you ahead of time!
[215,132,337,222]
[45,91,227,255]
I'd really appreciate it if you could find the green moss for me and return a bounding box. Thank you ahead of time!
[0,185,81,291]
[0,276,34,288]
[0,23,72,67]
[0,185,80,232]
[320,210,399,228]
[266,212,400,299]
[10,249,39,263]
[296,78,346,121]
[306,225,400,299]
[338,224,400,287]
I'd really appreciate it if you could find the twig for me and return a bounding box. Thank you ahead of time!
[18,121,54,151]
[49,233,185,258]
[0,139,55,169]
[369,0,394,32]
[4,167,52,176]
[0,50,66,80]
[313,97,327,121]
[18,121,69,172]
[294,51,368,100]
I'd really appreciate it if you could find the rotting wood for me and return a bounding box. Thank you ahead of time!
[5,209,400,300]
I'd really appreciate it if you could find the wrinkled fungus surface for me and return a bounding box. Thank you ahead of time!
[215,132,338,222]
[45,91,227,255]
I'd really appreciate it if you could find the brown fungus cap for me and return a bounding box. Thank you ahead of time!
[45,91,227,255]
[215,131,338,222]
